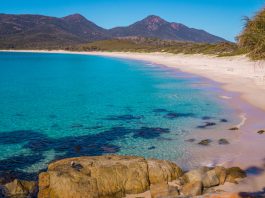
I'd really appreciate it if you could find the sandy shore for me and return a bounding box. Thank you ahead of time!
[1,50,265,194]
[2,50,265,110]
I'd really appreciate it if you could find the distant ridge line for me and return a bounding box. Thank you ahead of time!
[0,13,227,49]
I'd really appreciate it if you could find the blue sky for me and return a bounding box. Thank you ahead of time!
[1,0,265,41]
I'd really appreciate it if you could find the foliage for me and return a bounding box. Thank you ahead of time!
[237,8,265,60]
[74,37,242,57]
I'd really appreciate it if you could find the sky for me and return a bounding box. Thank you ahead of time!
[1,0,265,41]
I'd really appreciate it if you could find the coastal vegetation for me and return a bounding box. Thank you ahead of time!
[74,37,244,57]
[237,8,265,60]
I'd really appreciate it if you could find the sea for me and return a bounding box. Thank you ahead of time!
[0,52,239,179]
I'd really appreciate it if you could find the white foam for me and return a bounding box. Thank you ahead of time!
[219,95,232,100]
[236,113,247,129]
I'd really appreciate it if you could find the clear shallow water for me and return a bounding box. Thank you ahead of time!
[0,52,238,179]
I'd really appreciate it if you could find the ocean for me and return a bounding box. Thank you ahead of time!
[0,52,238,179]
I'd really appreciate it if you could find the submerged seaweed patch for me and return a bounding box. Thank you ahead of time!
[163,112,195,119]
[148,146,156,150]
[0,154,45,180]
[51,124,60,128]
[83,126,103,130]
[197,122,217,129]
[14,113,24,117]
[48,114,57,119]
[163,112,178,119]
[201,116,213,120]
[153,108,195,119]
[70,124,84,129]
[0,125,171,180]
[153,108,169,113]
[0,128,128,179]
[104,114,144,121]
[132,127,170,139]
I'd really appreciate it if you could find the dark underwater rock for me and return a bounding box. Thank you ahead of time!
[198,139,212,146]
[202,116,212,120]
[148,146,156,150]
[185,138,196,143]
[133,127,170,139]
[164,112,178,119]
[153,108,168,113]
[229,127,239,131]
[257,130,265,134]
[218,139,229,145]
[105,114,143,121]
[197,122,216,129]
[70,124,84,128]
[164,112,195,119]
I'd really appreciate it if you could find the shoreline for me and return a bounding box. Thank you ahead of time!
[1,49,265,193]
[2,50,265,111]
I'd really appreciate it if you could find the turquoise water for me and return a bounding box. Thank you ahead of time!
[0,52,237,179]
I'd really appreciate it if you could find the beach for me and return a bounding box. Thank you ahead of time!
[86,52,265,194]
[3,50,265,110]
[1,50,265,194]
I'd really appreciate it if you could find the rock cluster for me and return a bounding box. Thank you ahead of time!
[38,155,183,198]
[0,179,37,198]
[0,155,247,198]
[177,166,246,196]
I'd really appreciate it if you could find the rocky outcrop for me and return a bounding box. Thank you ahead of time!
[214,166,227,185]
[181,166,246,196]
[182,181,203,196]
[150,183,179,198]
[0,155,247,198]
[38,155,183,198]
[147,159,183,184]
[0,179,37,198]
[226,167,247,183]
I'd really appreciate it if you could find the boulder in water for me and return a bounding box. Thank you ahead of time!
[226,167,246,183]
[3,179,37,198]
[257,130,265,134]
[219,138,230,145]
[198,139,212,146]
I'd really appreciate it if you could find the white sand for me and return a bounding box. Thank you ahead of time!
[2,50,265,194]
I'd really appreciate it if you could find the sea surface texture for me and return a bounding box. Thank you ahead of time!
[0,52,238,179]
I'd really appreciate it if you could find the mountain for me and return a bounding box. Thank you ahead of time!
[109,15,226,43]
[62,14,109,40]
[0,14,226,49]
[0,13,110,49]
